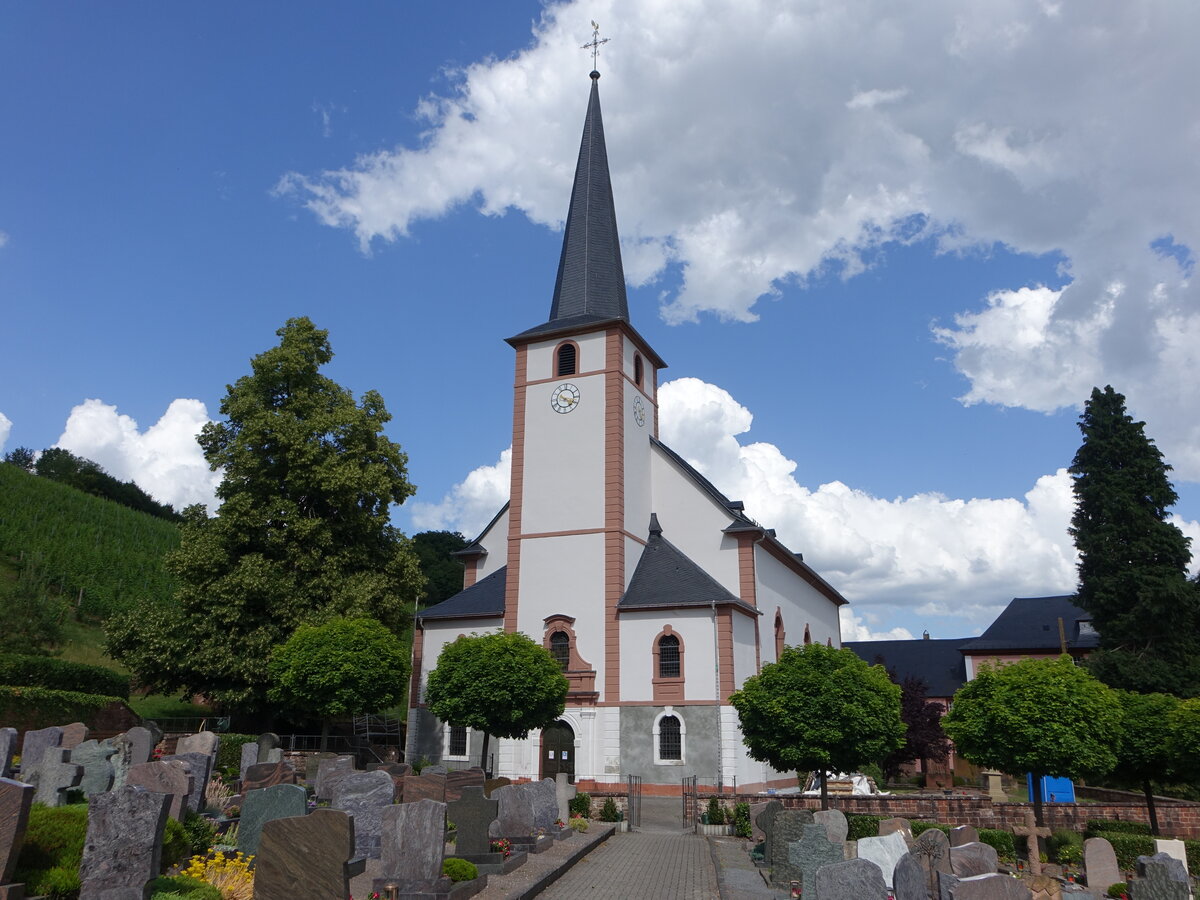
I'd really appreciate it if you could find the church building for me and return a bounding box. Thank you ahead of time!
[406,70,847,793]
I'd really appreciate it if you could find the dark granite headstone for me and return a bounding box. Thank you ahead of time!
[1,777,35,890]
[785,822,844,891]
[1083,837,1120,896]
[242,761,296,793]
[895,828,953,900]
[445,767,486,802]
[1130,852,1189,900]
[331,769,396,858]
[374,798,448,894]
[59,722,89,751]
[483,776,511,797]
[313,755,356,800]
[447,786,498,857]
[18,726,62,782]
[239,743,258,782]
[71,739,116,798]
[489,783,537,838]
[110,732,138,791]
[369,762,413,778]
[32,748,82,807]
[528,779,559,830]
[256,733,281,764]
[950,825,980,847]
[402,773,446,804]
[943,872,1032,899]
[814,807,849,844]
[255,808,363,900]
[160,752,211,814]
[815,857,890,899]
[950,842,998,878]
[422,764,448,776]
[124,727,155,768]
[0,730,16,780]
[126,760,192,821]
[237,783,307,859]
[79,784,170,900]
[754,800,784,866]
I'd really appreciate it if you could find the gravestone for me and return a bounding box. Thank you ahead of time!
[1083,837,1120,895]
[369,762,413,777]
[331,769,395,858]
[445,767,485,802]
[982,770,1007,803]
[555,773,577,823]
[71,739,117,798]
[1154,839,1189,877]
[79,784,170,900]
[402,773,446,804]
[18,726,62,781]
[528,779,560,830]
[858,830,911,888]
[255,809,364,900]
[263,748,283,764]
[950,825,980,847]
[448,786,499,856]
[242,761,296,793]
[126,761,191,821]
[750,800,773,844]
[1,777,35,895]
[483,777,511,797]
[313,755,356,800]
[950,842,998,878]
[814,808,849,845]
[124,727,155,768]
[894,827,953,900]
[490,783,537,838]
[256,733,281,764]
[374,798,449,894]
[176,732,220,758]
[814,857,889,900]
[32,748,82,807]
[1130,852,1190,900]
[880,816,915,845]
[60,722,89,751]
[160,752,211,814]
[110,732,139,790]
[786,822,844,892]
[423,764,448,776]
[768,808,814,884]
[0,730,16,780]
[943,872,1033,899]
[239,744,259,782]
[754,800,784,865]
[1012,809,1052,877]
[237,783,307,859]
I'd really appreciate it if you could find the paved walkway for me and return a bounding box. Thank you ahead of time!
[536,832,718,899]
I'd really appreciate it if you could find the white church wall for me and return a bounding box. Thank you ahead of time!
[731,610,759,688]
[618,607,720,702]
[416,617,505,702]
[473,506,509,581]
[754,544,843,649]
[524,331,608,381]
[623,377,654,537]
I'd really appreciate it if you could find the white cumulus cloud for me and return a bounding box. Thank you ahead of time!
[0,412,11,451]
[410,448,512,537]
[55,399,221,510]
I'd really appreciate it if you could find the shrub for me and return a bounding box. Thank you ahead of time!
[150,875,224,900]
[1106,884,1128,899]
[1185,840,1200,877]
[215,733,257,779]
[1104,834,1155,872]
[569,791,591,818]
[846,814,881,841]
[442,858,478,882]
[911,822,951,837]
[598,797,621,823]
[732,802,752,839]
[181,813,218,858]
[12,803,88,899]
[1048,829,1083,865]
[705,797,726,825]
[162,817,191,870]
[568,817,589,833]
[1085,819,1152,838]
[0,653,130,698]
[978,828,1015,860]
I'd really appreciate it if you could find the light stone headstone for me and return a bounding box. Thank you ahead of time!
[160,752,211,814]
[126,760,191,821]
[263,748,283,764]
[880,816,915,845]
[529,778,560,830]
[314,755,356,800]
[1154,839,1189,874]
[949,842,998,878]
[768,808,815,885]
[374,798,448,894]
[894,827,953,900]
[815,856,889,900]
[950,825,980,847]
[255,808,362,900]
[71,739,116,798]
[237,783,307,860]
[18,726,62,782]
[489,783,537,838]
[110,732,137,790]
[1,776,35,890]
[32,748,82,807]
[240,743,259,782]
[858,830,911,888]
[447,786,498,857]
[124,726,155,768]
[59,722,89,751]
[1083,837,1120,896]
[814,807,849,845]
[1130,852,1190,900]
[555,773,577,823]
[0,729,16,780]
[176,731,220,759]
[79,784,170,900]
[256,733,281,764]
[786,822,845,893]
[944,872,1033,899]
[331,769,395,859]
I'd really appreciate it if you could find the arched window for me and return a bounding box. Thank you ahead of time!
[774,610,786,660]
[634,353,644,387]
[652,627,686,702]
[803,624,812,645]
[659,716,682,760]
[556,342,577,376]
[550,631,571,670]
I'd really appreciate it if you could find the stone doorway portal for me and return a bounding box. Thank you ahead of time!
[540,720,575,783]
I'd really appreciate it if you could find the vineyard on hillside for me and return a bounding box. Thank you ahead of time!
[0,463,180,621]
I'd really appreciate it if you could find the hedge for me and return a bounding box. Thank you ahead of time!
[846,814,882,841]
[1085,819,1152,838]
[0,685,133,736]
[911,822,951,838]
[978,828,1015,859]
[216,733,258,778]
[0,653,130,699]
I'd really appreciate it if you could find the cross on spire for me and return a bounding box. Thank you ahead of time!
[582,20,609,74]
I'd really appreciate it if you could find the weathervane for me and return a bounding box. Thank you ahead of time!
[582,20,609,73]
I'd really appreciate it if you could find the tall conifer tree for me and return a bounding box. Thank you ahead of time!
[1069,385,1200,696]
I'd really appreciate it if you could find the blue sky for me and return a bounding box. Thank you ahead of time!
[3,1,1198,641]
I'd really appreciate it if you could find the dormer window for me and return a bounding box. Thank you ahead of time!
[634,353,644,387]
[556,342,577,376]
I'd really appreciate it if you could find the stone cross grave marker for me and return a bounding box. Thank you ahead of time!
[240,743,259,782]
[814,856,889,900]
[32,748,82,807]
[237,783,307,860]
[256,733,281,764]
[375,798,448,895]
[448,785,498,857]
[1130,851,1190,900]
[60,722,89,751]
[18,726,62,782]
[78,784,171,900]
[161,752,212,815]
[949,842,999,878]
[787,822,845,893]
[1,776,35,895]
[1083,837,1120,896]
[126,760,191,821]
[814,808,849,845]
[894,827,953,900]
[858,830,910,888]
[255,808,364,900]
[313,755,356,800]
[950,825,980,847]
[71,739,117,798]
[555,773,577,823]
[332,769,396,859]
[1012,809,1052,877]
[0,729,16,780]
[754,800,783,861]
[768,809,815,885]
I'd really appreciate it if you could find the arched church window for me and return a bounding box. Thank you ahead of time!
[634,353,644,387]
[550,631,571,670]
[657,633,680,678]
[658,715,682,761]
[803,624,812,645]
[556,342,577,376]
[774,610,786,660]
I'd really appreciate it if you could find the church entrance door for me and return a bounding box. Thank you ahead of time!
[540,720,575,783]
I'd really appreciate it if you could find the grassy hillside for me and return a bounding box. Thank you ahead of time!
[0,462,179,623]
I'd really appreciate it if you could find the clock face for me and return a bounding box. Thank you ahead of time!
[551,383,581,414]
[633,397,646,427]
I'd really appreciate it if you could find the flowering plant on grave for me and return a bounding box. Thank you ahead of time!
[490,838,512,858]
[555,819,566,828]
[182,850,254,900]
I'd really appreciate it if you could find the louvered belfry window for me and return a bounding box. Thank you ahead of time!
[557,343,577,376]
[658,634,681,678]
[634,353,644,387]
[550,631,571,670]
[659,715,682,760]
[449,725,467,756]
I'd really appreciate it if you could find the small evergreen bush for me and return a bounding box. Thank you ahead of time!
[12,803,88,899]
[161,817,191,871]
[846,814,881,841]
[705,797,726,825]
[442,858,478,882]
[181,813,217,857]
[1106,883,1128,898]
[732,802,752,839]
[598,797,621,822]
[569,791,591,818]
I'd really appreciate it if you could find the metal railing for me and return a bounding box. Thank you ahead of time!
[153,717,230,734]
[626,774,643,829]
[682,774,698,829]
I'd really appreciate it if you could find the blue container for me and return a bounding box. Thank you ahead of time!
[1026,773,1075,803]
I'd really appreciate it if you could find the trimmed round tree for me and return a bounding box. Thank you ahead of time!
[729,642,904,809]
[424,631,569,772]
[1110,690,1180,835]
[269,617,409,747]
[942,655,1121,824]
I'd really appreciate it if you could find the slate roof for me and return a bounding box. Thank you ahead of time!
[844,638,971,699]
[619,515,760,616]
[418,566,507,621]
[959,595,1098,653]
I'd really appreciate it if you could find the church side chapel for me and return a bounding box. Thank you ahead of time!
[405,66,846,793]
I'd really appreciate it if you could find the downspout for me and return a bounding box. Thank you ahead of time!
[712,595,723,793]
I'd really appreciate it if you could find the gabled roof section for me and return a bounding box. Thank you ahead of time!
[450,502,510,559]
[418,566,506,621]
[844,638,972,699]
[619,515,759,616]
[959,595,1098,653]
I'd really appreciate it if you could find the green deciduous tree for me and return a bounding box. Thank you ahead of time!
[107,317,424,710]
[269,617,409,747]
[729,643,905,809]
[425,631,568,772]
[412,531,469,607]
[1109,690,1180,835]
[1168,698,1200,784]
[1070,385,1200,696]
[942,655,1121,825]
[3,447,35,471]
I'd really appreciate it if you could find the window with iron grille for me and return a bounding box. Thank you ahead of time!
[550,631,571,670]
[659,715,682,760]
[658,633,680,678]
[448,725,467,757]
[557,343,577,376]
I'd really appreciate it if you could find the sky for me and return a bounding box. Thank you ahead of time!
[3,1,1199,642]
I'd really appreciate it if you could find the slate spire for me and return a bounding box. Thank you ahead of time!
[548,71,629,323]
